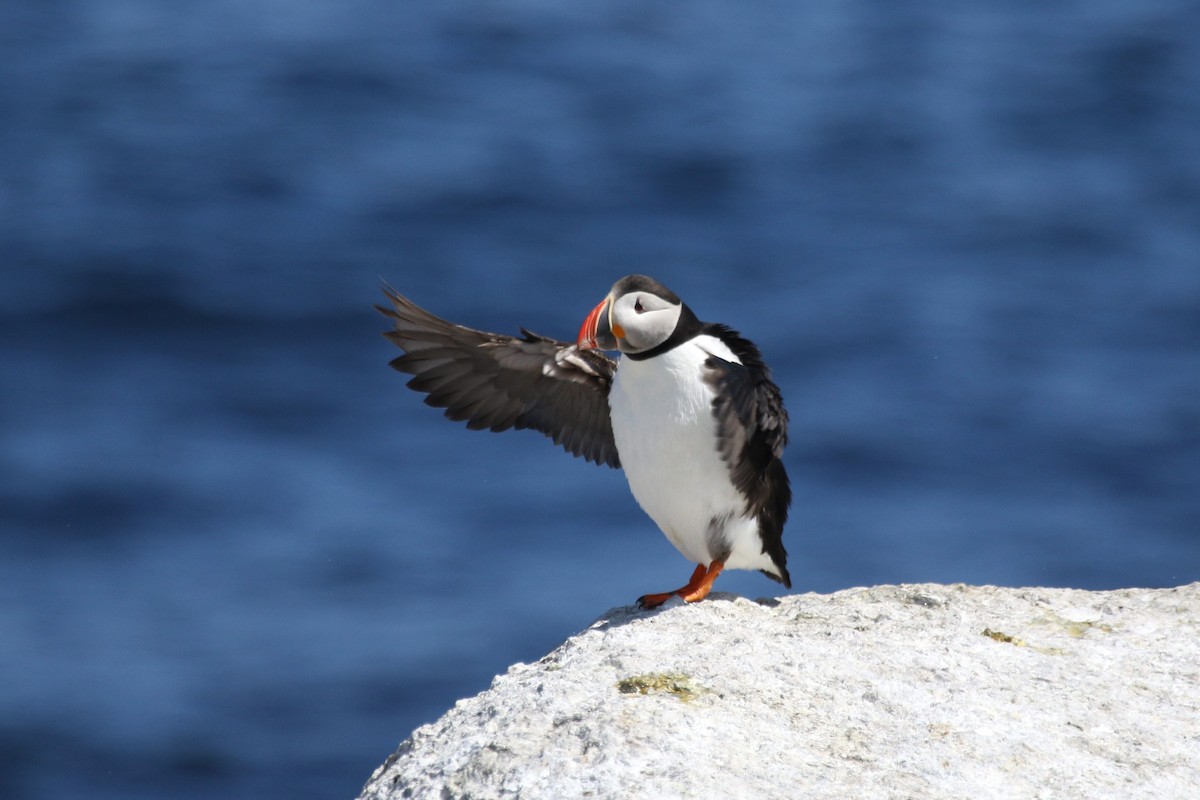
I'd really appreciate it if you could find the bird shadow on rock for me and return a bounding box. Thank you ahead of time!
[583,591,783,634]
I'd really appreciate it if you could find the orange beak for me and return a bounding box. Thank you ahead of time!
[578,297,618,350]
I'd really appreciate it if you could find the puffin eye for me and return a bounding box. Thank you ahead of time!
[634,297,645,313]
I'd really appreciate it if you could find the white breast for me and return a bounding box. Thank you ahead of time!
[608,335,776,573]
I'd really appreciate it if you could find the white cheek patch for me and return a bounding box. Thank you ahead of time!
[619,304,681,352]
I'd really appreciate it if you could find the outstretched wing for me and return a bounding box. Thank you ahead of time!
[378,285,620,468]
[702,323,791,584]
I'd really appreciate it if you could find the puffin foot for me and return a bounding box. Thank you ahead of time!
[637,560,725,609]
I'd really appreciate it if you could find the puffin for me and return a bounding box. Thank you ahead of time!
[378,275,791,608]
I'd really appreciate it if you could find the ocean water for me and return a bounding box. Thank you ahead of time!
[2,2,1198,798]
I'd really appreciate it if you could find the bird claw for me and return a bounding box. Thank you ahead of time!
[635,560,725,609]
[636,591,678,610]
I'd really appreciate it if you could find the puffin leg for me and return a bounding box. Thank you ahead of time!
[637,561,726,609]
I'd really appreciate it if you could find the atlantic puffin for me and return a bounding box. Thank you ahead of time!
[379,275,791,608]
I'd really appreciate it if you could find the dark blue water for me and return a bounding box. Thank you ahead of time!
[2,3,1198,798]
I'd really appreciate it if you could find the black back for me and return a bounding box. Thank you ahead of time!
[702,323,791,586]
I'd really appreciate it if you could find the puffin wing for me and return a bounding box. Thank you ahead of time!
[378,285,620,468]
[702,324,791,583]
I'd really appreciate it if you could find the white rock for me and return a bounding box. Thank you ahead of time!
[359,583,1200,800]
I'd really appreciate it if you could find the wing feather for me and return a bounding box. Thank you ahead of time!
[378,285,620,468]
[702,323,791,586]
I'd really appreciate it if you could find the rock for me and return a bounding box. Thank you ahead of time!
[359,583,1200,799]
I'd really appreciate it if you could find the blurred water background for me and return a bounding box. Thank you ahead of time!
[2,2,1198,798]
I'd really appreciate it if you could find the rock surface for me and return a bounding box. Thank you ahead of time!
[360,583,1199,799]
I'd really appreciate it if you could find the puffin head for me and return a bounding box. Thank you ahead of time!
[577,275,696,356]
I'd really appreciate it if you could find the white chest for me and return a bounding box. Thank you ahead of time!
[608,336,753,565]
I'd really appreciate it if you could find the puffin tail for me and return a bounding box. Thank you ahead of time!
[760,565,792,589]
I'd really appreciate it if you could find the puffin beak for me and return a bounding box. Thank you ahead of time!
[578,296,618,350]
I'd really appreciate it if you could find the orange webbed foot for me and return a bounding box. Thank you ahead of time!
[636,561,725,609]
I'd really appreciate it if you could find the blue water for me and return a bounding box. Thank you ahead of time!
[2,3,1198,798]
